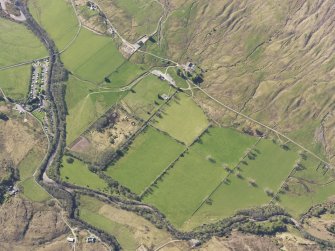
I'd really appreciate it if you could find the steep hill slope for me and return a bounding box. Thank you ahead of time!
[138,0,335,162]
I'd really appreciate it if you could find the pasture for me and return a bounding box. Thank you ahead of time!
[29,0,78,50]
[61,28,126,83]
[121,74,172,120]
[143,127,257,227]
[78,195,171,250]
[18,148,45,181]
[106,127,184,194]
[21,178,50,202]
[65,76,126,144]
[188,139,298,229]
[167,68,189,89]
[279,154,335,218]
[152,93,209,145]
[0,65,31,100]
[0,18,47,66]
[60,156,108,192]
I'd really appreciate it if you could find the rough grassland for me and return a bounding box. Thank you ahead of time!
[78,195,171,250]
[0,18,47,66]
[60,157,108,192]
[95,0,163,43]
[143,127,256,227]
[65,76,126,144]
[21,178,50,202]
[61,28,126,83]
[29,0,78,50]
[279,154,335,218]
[188,140,297,229]
[152,93,209,145]
[0,65,32,100]
[122,75,173,120]
[106,127,184,194]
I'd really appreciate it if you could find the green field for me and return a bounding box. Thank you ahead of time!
[122,75,173,120]
[66,76,126,144]
[60,157,108,192]
[102,62,147,88]
[106,127,184,194]
[152,93,209,145]
[188,139,298,229]
[167,68,189,89]
[61,28,127,83]
[18,148,45,181]
[18,147,50,202]
[0,65,32,100]
[29,0,78,50]
[0,19,47,66]
[279,154,335,218]
[143,127,257,227]
[21,178,50,202]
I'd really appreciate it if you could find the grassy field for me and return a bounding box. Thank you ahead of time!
[61,28,127,83]
[167,68,189,89]
[66,76,126,144]
[29,0,78,51]
[102,62,147,88]
[21,178,50,202]
[143,127,257,227]
[106,127,184,194]
[279,154,335,218]
[78,195,171,250]
[187,139,298,229]
[0,18,47,66]
[152,93,209,145]
[60,157,108,192]
[0,65,31,100]
[18,148,45,181]
[122,74,173,120]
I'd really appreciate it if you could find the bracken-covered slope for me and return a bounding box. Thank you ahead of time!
[142,0,335,162]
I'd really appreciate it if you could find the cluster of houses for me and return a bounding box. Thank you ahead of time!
[67,235,96,244]
[26,59,49,111]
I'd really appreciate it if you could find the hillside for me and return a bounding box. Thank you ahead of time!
[135,0,335,161]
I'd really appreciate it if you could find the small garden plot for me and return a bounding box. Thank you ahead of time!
[278,154,335,218]
[60,156,109,192]
[106,127,184,194]
[188,139,298,229]
[70,107,139,165]
[143,127,257,227]
[152,93,209,145]
[61,28,126,83]
[65,76,126,144]
[0,18,47,66]
[121,75,172,120]
[29,0,79,51]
